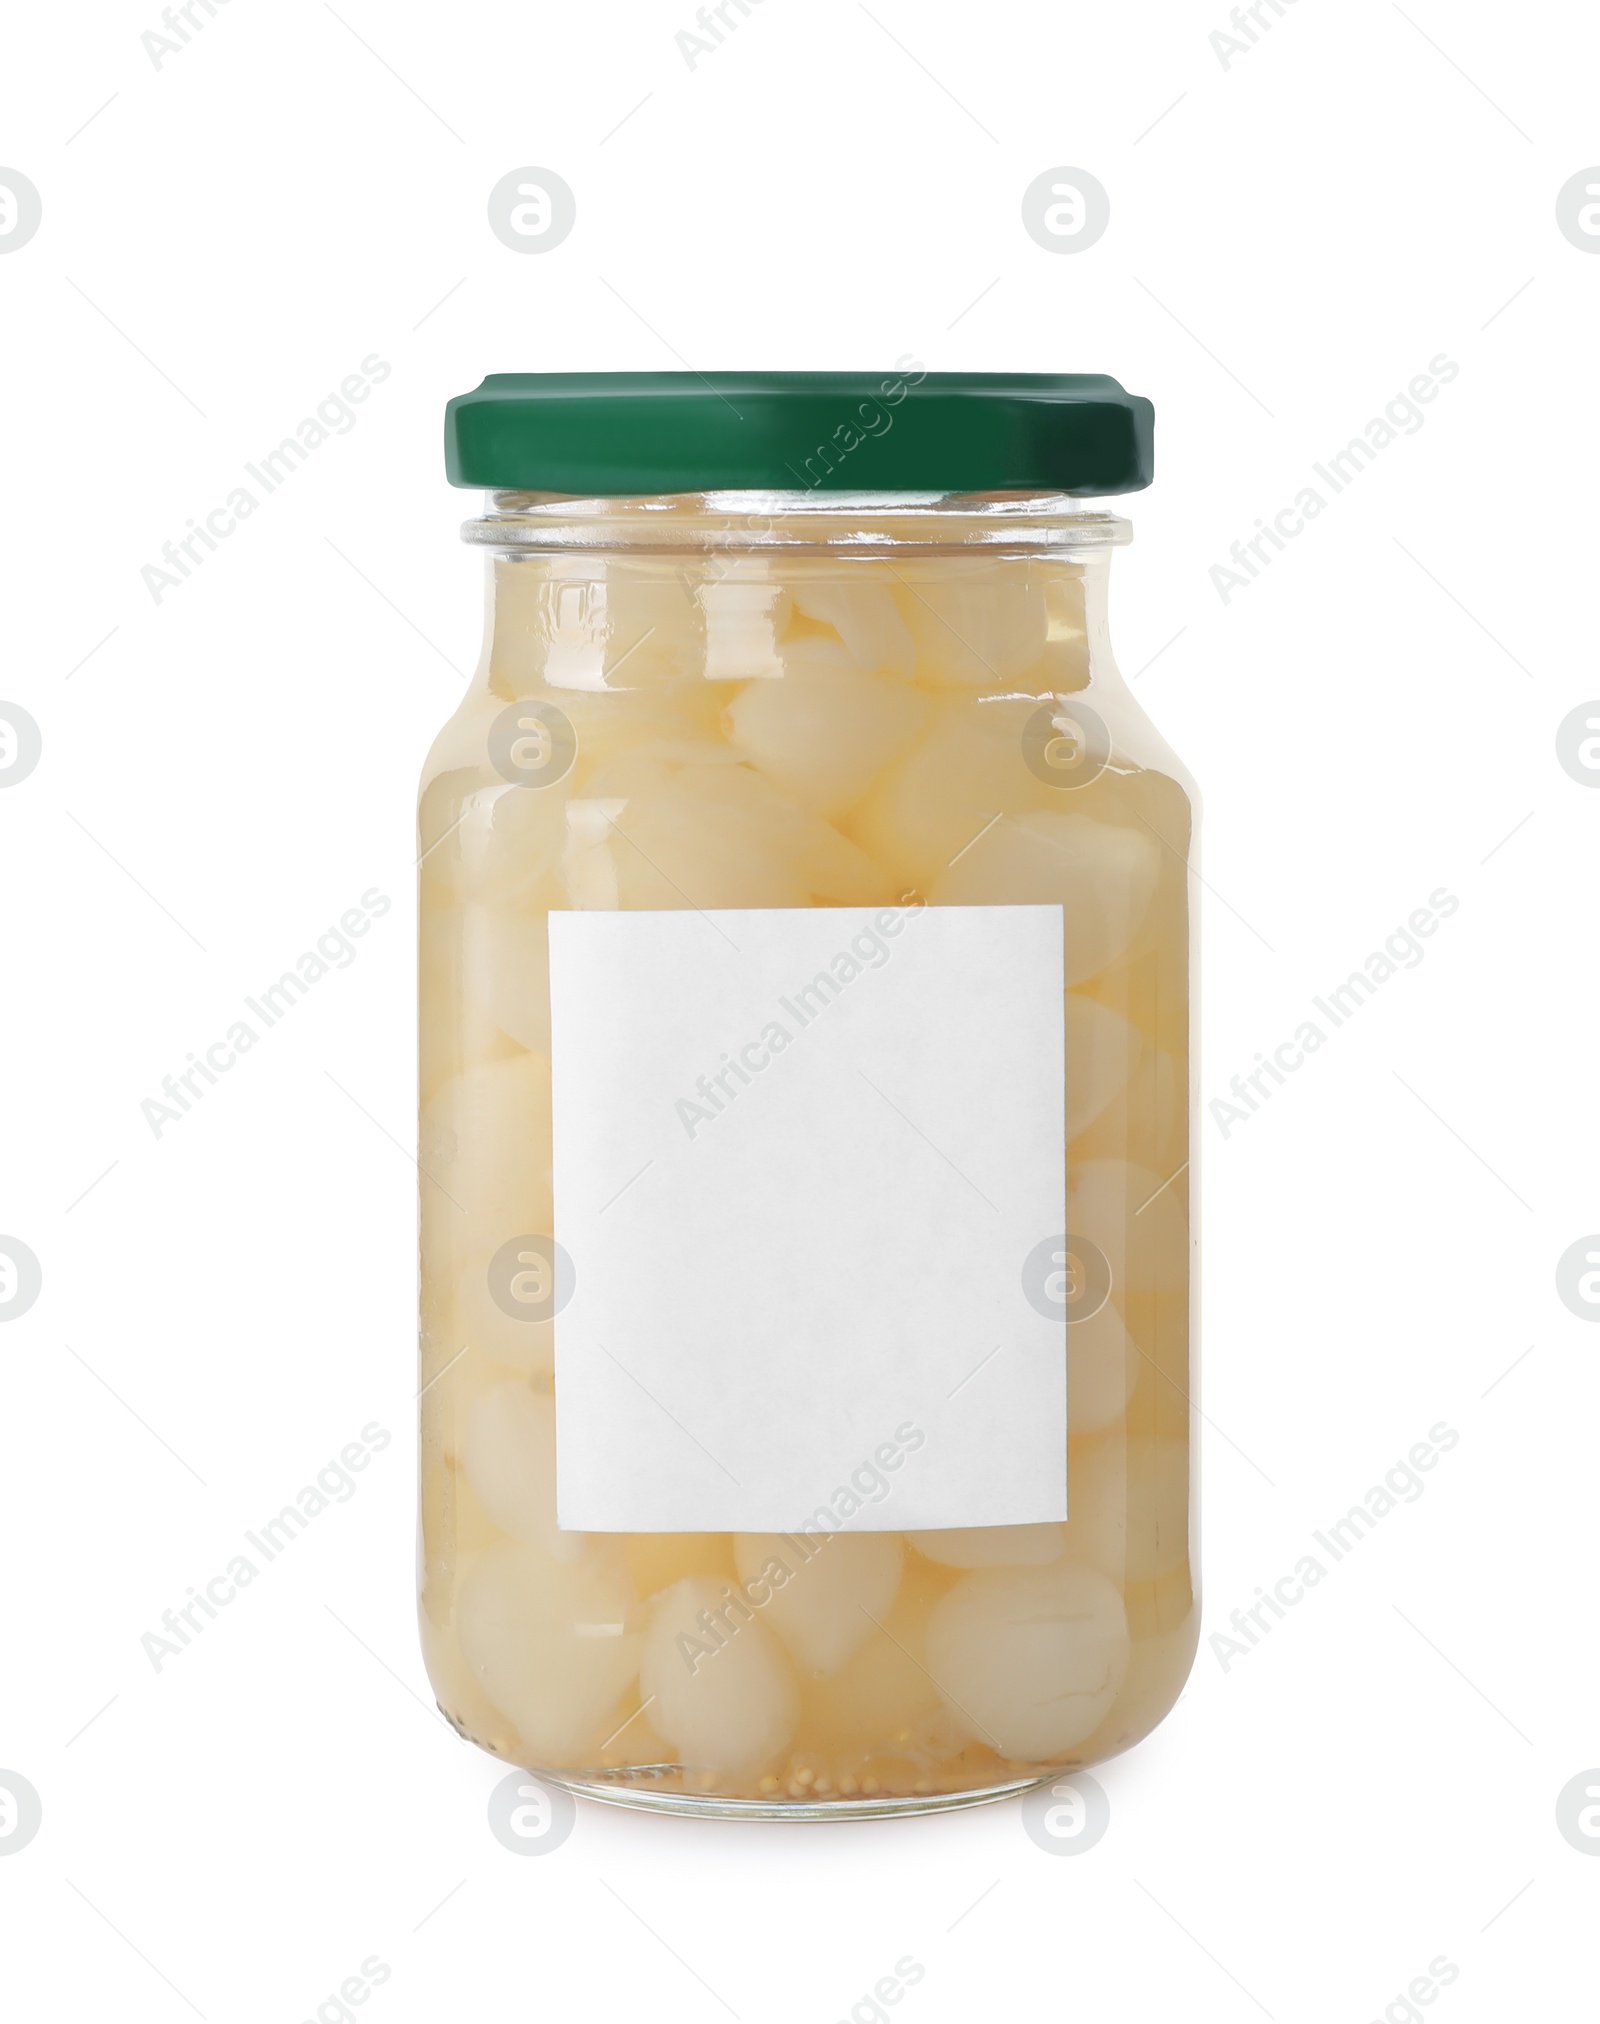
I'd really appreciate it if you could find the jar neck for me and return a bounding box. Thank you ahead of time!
[461,488,1133,558]
[473,513,1126,707]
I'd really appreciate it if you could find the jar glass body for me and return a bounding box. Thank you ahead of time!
[418,491,1198,1817]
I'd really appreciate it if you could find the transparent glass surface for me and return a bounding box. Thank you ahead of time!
[418,491,1198,1815]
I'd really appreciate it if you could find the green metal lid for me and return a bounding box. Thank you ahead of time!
[444,372,1153,496]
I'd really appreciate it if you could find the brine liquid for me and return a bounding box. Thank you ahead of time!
[418,542,1196,1810]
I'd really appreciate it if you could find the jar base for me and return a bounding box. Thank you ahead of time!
[535,1764,1050,1821]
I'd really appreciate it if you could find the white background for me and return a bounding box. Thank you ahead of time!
[2,1,1597,2018]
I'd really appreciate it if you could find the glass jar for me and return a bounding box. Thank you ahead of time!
[418,374,1197,1817]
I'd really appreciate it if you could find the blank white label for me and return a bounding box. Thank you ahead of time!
[549,902,1066,1532]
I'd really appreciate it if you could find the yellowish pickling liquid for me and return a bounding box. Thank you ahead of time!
[418,509,1197,1813]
